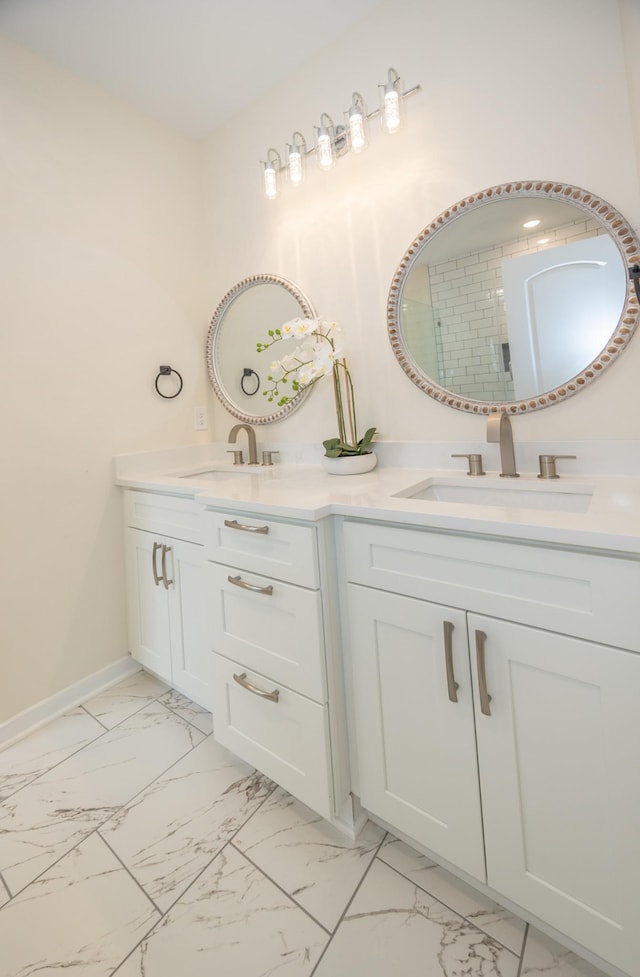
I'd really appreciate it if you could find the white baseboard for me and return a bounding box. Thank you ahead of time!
[0,657,142,750]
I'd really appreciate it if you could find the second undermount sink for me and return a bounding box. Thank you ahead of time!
[394,476,594,513]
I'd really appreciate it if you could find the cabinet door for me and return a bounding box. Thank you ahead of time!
[125,528,172,680]
[469,615,640,975]
[348,585,486,881]
[165,538,209,708]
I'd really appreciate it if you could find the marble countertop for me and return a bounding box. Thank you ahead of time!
[114,445,640,557]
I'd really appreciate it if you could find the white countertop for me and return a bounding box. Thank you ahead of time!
[114,444,640,557]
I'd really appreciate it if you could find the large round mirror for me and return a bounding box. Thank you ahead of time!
[206,274,316,424]
[388,181,640,413]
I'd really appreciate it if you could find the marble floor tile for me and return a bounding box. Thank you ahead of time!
[114,843,328,977]
[234,787,385,931]
[100,735,274,911]
[379,836,526,954]
[158,688,213,735]
[0,875,9,907]
[82,669,170,728]
[0,707,106,800]
[313,858,520,977]
[521,927,609,977]
[0,701,204,895]
[0,832,159,977]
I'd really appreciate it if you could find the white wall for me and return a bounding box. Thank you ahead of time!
[203,0,640,444]
[0,37,207,722]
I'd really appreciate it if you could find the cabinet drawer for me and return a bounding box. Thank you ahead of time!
[204,510,318,587]
[207,563,326,701]
[344,520,640,652]
[211,654,333,819]
[125,490,203,543]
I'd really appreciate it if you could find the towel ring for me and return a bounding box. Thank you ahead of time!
[155,365,183,399]
[240,367,260,396]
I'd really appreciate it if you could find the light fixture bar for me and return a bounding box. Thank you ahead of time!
[260,68,421,199]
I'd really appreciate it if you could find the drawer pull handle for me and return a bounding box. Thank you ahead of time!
[228,574,273,596]
[224,519,269,535]
[233,672,280,703]
[161,545,173,590]
[443,621,458,703]
[152,542,162,586]
[475,629,492,716]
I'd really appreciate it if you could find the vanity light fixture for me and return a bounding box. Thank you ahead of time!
[287,131,306,187]
[261,148,281,200]
[259,67,420,199]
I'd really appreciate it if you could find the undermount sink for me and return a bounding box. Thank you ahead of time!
[178,467,265,481]
[394,476,594,513]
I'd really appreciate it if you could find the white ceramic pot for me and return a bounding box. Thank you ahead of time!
[321,452,378,475]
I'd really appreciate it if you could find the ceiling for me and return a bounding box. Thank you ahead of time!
[0,0,384,138]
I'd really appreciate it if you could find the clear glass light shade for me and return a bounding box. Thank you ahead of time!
[317,130,334,170]
[382,87,402,133]
[263,161,278,199]
[287,146,304,187]
[347,93,368,153]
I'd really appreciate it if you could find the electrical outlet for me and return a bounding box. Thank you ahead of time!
[194,406,208,431]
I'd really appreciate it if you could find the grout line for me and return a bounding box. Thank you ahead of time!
[97,829,164,917]
[307,830,390,976]
[229,841,333,937]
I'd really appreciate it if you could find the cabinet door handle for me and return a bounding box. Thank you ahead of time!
[161,545,173,590]
[227,574,273,596]
[443,621,458,703]
[152,542,162,586]
[233,671,280,703]
[475,629,492,716]
[224,518,269,535]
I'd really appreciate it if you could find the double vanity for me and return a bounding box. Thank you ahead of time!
[116,441,640,977]
[116,176,640,977]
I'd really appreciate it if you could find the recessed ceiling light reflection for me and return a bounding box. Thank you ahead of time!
[523,219,541,229]
[537,237,550,244]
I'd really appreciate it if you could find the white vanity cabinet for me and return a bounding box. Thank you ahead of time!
[123,491,209,707]
[343,519,640,977]
[205,509,342,822]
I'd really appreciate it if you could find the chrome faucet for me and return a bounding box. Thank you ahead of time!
[228,423,259,465]
[487,413,519,478]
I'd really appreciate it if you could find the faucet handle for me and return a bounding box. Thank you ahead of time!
[451,453,486,476]
[261,450,279,467]
[227,449,245,465]
[538,454,576,479]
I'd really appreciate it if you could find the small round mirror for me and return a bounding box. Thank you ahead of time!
[388,181,640,413]
[206,274,316,424]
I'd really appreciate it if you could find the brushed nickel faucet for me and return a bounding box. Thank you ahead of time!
[487,413,519,478]
[228,423,259,465]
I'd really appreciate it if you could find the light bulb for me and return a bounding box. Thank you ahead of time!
[288,150,303,185]
[316,114,335,170]
[261,149,281,200]
[380,68,403,134]
[383,90,401,132]
[287,132,306,187]
[317,131,334,170]
[347,93,368,152]
[263,161,277,199]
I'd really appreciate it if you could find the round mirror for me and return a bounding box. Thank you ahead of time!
[388,181,640,413]
[206,274,316,424]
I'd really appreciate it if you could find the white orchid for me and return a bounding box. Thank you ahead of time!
[257,316,375,456]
